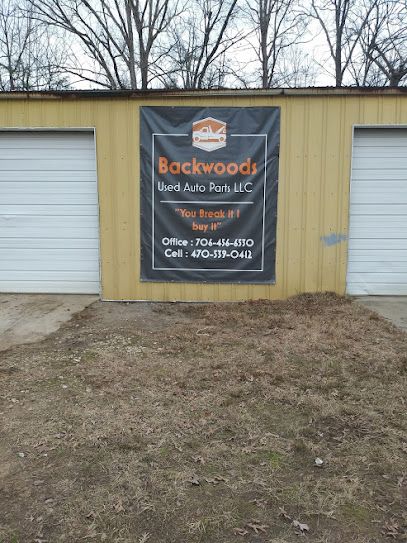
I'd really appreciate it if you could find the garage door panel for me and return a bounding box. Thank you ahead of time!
[0,193,98,206]
[353,129,407,143]
[349,229,407,238]
[0,248,99,269]
[351,195,407,205]
[349,249,407,261]
[0,214,98,228]
[1,132,95,148]
[0,281,99,294]
[348,261,407,273]
[0,205,98,216]
[353,147,407,158]
[0,226,99,238]
[0,181,97,192]
[349,214,407,224]
[0,270,99,281]
[0,171,96,183]
[0,158,95,171]
[351,179,407,189]
[350,204,407,215]
[353,157,407,170]
[347,128,407,295]
[0,131,99,294]
[349,238,407,250]
[2,148,95,162]
[347,283,407,295]
[0,259,98,272]
[351,182,407,204]
[348,272,407,284]
[352,169,407,180]
[354,140,407,147]
[0,238,98,249]
[0,247,98,258]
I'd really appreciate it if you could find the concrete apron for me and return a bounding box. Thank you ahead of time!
[356,296,407,332]
[0,294,98,352]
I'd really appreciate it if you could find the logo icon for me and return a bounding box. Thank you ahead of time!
[192,117,226,152]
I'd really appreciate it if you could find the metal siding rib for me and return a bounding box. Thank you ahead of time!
[305,98,323,293]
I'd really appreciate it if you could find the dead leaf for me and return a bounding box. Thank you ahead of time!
[192,455,205,464]
[204,477,219,485]
[246,521,268,534]
[397,474,406,487]
[83,523,98,539]
[293,519,310,534]
[196,327,212,336]
[250,498,267,508]
[279,507,292,521]
[382,519,401,539]
[233,527,249,536]
[188,475,200,486]
[113,499,125,513]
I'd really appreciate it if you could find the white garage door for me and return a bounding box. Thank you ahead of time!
[0,131,100,294]
[347,128,407,295]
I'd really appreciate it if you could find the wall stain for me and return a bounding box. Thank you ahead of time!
[321,233,347,247]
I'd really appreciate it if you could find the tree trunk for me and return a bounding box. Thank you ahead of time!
[389,72,403,86]
[125,1,137,89]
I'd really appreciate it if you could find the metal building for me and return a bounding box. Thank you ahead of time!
[0,88,406,301]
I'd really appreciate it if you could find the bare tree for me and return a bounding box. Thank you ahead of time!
[275,44,317,87]
[160,0,243,89]
[309,0,378,86]
[244,0,308,88]
[0,0,68,90]
[347,1,384,85]
[363,0,407,86]
[28,0,182,89]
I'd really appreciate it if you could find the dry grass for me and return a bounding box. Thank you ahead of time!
[0,293,406,543]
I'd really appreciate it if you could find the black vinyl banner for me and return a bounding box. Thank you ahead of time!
[140,106,280,283]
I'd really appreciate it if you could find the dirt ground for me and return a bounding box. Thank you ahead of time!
[0,293,406,543]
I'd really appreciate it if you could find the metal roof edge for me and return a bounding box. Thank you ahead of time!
[0,87,406,100]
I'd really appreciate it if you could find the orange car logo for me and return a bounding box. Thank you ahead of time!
[192,117,226,152]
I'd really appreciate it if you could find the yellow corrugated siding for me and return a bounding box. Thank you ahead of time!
[0,93,406,301]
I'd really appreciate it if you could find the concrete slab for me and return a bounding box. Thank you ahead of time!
[356,296,407,331]
[0,294,98,351]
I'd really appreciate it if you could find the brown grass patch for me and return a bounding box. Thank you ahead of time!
[0,293,406,542]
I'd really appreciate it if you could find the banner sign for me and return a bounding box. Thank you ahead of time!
[140,106,280,283]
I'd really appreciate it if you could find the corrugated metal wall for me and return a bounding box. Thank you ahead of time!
[1,93,406,301]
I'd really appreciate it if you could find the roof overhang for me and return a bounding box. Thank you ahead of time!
[1,87,406,100]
